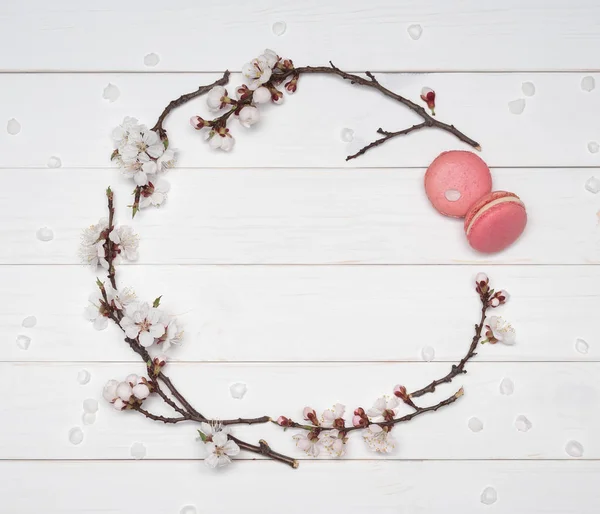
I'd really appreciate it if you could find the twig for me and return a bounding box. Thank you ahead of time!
[132,405,189,424]
[151,71,231,137]
[105,188,117,289]
[345,123,427,161]
[229,435,299,469]
[410,302,488,398]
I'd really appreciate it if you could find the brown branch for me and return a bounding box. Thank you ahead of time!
[132,404,189,424]
[345,123,427,161]
[229,435,299,469]
[410,300,488,398]
[151,71,231,137]
[105,188,117,289]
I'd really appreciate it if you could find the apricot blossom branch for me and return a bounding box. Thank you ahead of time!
[110,49,480,217]
[82,190,515,468]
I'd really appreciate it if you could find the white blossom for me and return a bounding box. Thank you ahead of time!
[79,218,108,267]
[140,179,170,209]
[121,302,166,347]
[253,86,272,104]
[112,225,139,262]
[321,403,345,428]
[238,106,260,128]
[103,379,119,402]
[204,432,240,468]
[104,284,136,310]
[262,49,279,68]
[320,429,346,457]
[158,315,184,352]
[116,381,133,401]
[293,431,321,457]
[207,86,228,111]
[366,396,400,422]
[242,56,272,90]
[486,316,516,345]
[200,421,229,439]
[84,291,109,330]
[120,126,165,162]
[363,424,395,453]
[125,374,140,385]
[156,148,176,172]
[112,117,140,148]
[208,131,235,152]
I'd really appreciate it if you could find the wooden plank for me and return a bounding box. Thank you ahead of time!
[0,362,596,460]
[1,72,600,168]
[3,265,598,362]
[2,461,599,513]
[0,168,598,265]
[1,1,600,71]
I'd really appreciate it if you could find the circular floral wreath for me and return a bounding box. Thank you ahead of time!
[82,49,514,470]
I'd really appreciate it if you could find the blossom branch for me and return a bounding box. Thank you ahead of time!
[151,71,231,138]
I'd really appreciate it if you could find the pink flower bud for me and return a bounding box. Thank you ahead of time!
[153,354,167,367]
[102,379,119,402]
[475,273,489,286]
[276,415,291,427]
[303,407,318,425]
[352,415,368,428]
[490,298,500,307]
[495,290,509,304]
[393,384,408,400]
[190,116,207,130]
[420,87,436,115]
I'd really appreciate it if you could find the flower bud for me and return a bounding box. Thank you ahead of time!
[253,86,271,104]
[235,84,252,101]
[154,354,167,367]
[303,407,319,425]
[238,105,260,128]
[489,298,500,308]
[102,379,119,402]
[276,415,291,427]
[475,273,489,286]
[420,87,436,115]
[393,384,409,401]
[190,116,208,130]
[113,398,126,410]
[125,374,139,386]
[494,290,509,304]
[353,415,368,428]
[132,383,150,400]
[116,381,133,401]
[268,85,284,105]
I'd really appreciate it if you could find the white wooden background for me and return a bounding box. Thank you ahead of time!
[1,1,600,512]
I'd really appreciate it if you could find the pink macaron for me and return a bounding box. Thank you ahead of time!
[464,191,527,253]
[424,151,492,218]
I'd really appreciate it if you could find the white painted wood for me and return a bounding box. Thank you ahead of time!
[1,362,596,460]
[1,1,600,72]
[2,461,599,514]
[1,73,600,168]
[1,168,598,265]
[3,265,598,362]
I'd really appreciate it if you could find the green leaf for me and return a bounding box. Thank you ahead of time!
[153,296,162,308]
[163,138,169,149]
[197,430,207,442]
[96,277,104,288]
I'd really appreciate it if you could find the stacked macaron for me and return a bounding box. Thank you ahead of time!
[424,151,527,253]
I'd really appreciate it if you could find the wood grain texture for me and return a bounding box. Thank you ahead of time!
[0,168,598,265]
[1,0,600,72]
[3,265,598,362]
[3,461,599,514]
[1,72,599,168]
[1,362,596,460]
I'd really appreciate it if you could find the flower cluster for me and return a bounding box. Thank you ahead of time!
[85,283,136,330]
[197,422,241,468]
[79,218,139,268]
[111,117,176,212]
[190,49,297,152]
[103,373,154,410]
[476,273,516,344]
